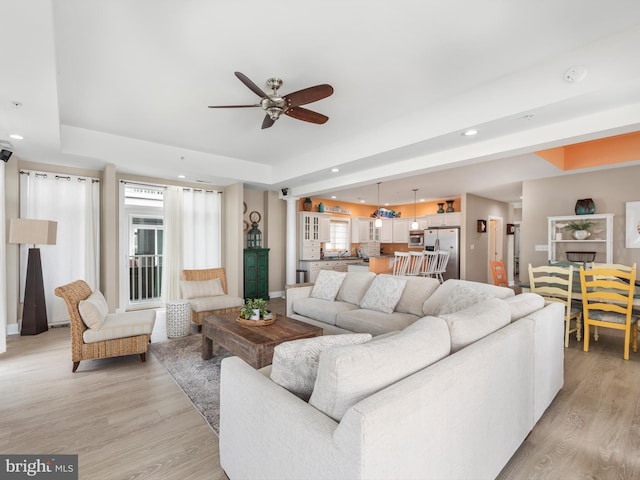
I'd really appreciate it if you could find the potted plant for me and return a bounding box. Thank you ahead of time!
[566,220,595,240]
[240,298,268,320]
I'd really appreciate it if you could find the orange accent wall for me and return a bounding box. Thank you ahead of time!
[536,131,640,171]
[299,197,460,218]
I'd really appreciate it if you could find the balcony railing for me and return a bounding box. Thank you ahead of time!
[129,254,163,303]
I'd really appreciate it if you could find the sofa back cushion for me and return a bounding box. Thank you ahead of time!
[270,333,372,401]
[504,293,545,322]
[422,279,514,316]
[309,316,451,421]
[359,275,406,313]
[336,272,376,305]
[310,270,347,301]
[440,297,511,352]
[394,275,441,316]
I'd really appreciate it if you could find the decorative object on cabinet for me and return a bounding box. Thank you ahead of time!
[566,220,594,240]
[303,197,313,211]
[506,223,515,235]
[445,200,455,212]
[574,198,595,215]
[437,203,445,214]
[410,189,419,230]
[247,221,263,248]
[244,248,270,300]
[318,202,325,213]
[625,201,640,248]
[374,182,382,227]
[477,219,487,233]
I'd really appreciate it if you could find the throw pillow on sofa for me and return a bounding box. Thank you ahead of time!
[310,270,347,301]
[439,297,511,352]
[438,284,490,315]
[78,290,109,330]
[359,275,407,314]
[422,279,515,317]
[180,278,225,299]
[270,333,372,401]
[309,316,451,421]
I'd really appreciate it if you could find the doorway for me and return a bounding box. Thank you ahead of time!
[487,216,504,283]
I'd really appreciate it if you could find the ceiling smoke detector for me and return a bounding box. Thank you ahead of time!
[564,66,588,83]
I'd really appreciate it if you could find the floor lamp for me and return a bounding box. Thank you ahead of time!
[9,219,58,335]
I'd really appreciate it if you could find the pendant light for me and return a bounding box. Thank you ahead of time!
[374,182,382,228]
[411,189,419,230]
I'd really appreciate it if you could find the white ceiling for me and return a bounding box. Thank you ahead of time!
[2,0,640,205]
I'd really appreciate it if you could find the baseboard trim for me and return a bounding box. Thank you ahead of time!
[270,290,285,299]
[7,323,20,335]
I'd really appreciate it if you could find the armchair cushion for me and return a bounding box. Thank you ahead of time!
[82,310,156,344]
[78,290,109,330]
[181,278,225,299]
[188,295,244,313]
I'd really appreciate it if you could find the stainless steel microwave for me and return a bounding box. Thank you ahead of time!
[408,230,424,248]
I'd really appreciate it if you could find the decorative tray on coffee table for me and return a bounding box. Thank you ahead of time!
[236,312,276,327]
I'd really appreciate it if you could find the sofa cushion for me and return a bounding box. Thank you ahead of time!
[336,309,418,336]
[309,316,451,421]
[292,298,359,326]
[504,293,545,322]
[359,275,407,314]
[394,275,441,316]
[422,279,515,316]
[78,290,109,330]
[270,333,372,401]
[310,270,346,301]
[439,297,511,352]
[336,272,376,305]
[181,278,225,299]
[439,283,491,315]
[82,309,156,343]
[189,295,244,313]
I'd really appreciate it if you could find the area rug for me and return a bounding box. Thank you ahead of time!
[149,334,232,434]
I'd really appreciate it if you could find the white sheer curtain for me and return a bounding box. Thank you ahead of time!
[20,171,100,324]
[162,186,183,302]
[182,188,222,269]
[0,161,7,353]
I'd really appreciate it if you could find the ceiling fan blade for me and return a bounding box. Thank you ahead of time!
[284,84,334,107]
[208,104,260,108]
[235,71,268,98]
[284,107,329,124]
[261,115,276,129]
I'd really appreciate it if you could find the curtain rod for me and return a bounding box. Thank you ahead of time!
[120,180,167,189]
[20,170,100,183]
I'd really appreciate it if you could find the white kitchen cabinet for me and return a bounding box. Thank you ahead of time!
[392,218,410,243]
[299,212,321,260]
[417,217,430,230]
[547,213,614,264]
[299,259,366,282]
[427,212,461,227]
[380,219,393,243]
[354,217,380,243]
[319,215,331,243]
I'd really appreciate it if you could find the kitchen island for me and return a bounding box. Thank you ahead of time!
[368,255,395,275]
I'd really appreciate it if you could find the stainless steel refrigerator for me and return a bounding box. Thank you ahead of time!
[424,227,460,281]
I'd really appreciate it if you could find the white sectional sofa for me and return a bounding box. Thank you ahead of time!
[219,272,565,480]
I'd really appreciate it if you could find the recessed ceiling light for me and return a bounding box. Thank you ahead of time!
[331,195,336,199]
[360,199,365,203]
[9,134,23,140]
[331,167,339,173]
[462,129,478,136]
[419,198,425,202]
[178,174,186,179]
[384,203,389,206]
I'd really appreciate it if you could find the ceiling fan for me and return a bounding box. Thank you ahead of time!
[208,72,334,129]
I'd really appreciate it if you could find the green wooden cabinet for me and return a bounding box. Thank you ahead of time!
[244,248,270,300]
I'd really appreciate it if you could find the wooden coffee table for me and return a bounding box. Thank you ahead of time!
[202,311,322,369]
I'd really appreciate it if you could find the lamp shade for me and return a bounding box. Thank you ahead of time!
[9,219,58,245]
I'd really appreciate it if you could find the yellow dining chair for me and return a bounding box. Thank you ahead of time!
[580,263,638,360]
[528,264,582,347]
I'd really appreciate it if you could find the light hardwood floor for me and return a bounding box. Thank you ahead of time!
[3,301,640,479]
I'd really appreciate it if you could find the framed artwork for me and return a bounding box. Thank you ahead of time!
[506,223,515,235]
[477,219,487,233]
[626,201,640,248]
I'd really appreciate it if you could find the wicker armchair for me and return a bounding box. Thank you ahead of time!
[55,280,155,373]
[181,267,243,331]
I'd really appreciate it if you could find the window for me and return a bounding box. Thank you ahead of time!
[326,218,350,252]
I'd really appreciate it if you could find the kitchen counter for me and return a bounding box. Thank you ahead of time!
[368,256,395,275]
